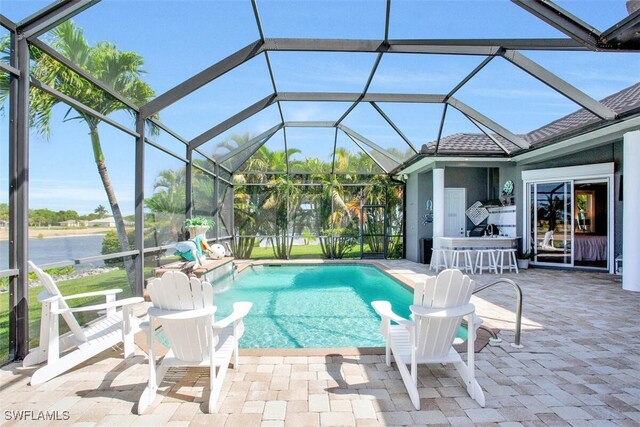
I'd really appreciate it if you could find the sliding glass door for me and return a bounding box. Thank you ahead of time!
[527,178,610,270]
[523,163,613,272]
[573,180,608,269]
[530,181,573,266]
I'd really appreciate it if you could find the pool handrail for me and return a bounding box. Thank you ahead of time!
[473,278,523,348]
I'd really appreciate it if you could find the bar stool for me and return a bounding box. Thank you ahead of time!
[475,249,497,274]
[495,248,519,274]
[451,249,474,274]
[430,248,449,272]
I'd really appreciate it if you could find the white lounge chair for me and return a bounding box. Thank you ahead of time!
[23,260,143,385]
[137,271,251,414]
[540,230,554,249]
[372,269,485,409]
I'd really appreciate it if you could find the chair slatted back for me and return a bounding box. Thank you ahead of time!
[28,260,86,342]
[147,271,215,362]
[413,269,474,359]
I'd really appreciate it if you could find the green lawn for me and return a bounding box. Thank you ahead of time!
[246,244,363,259]
[246,243,403,259]
[0,269,133,363]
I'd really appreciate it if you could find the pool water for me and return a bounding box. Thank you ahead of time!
[212,264,414,348]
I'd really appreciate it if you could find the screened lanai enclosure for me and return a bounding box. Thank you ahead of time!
[1,0,639,362]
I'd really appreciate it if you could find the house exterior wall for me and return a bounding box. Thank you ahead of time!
[405,167,490,262]
[499,165,521,247]
[403,141,623,265]
[614,141,623,260]
[405,170,432,263]
[516,140,622,258]
[445,167,488,232]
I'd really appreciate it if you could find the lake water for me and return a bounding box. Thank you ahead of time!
[0,234,105,269]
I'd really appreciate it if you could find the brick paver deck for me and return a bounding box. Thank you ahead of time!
[2,261,639,426]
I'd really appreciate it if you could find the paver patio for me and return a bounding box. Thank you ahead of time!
[1,261,639,426]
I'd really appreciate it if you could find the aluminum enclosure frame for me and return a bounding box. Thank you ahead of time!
[1,0,639,364]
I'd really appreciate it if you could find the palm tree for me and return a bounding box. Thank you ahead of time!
[219,135,269,257]
[334,147,352,173]
[263,174,300,258]
[145,168,186,244]
[9,22,157,290]
[247,146,302,258]
[351,151,380,175]
[215,132,252,158]
[297,149,360,259]
[146,169,187,216]
[93,204,108,218]
[0,37,9,110]
[224,137,309,259]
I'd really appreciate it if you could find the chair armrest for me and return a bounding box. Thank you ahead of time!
[410,303,475,319]
[64,297,144,314]
[63,289,123,300]
[213,302,252,330]
[371,301,412,326]
[470,313,483,330]
[148,305,216,321]
[37,290,59,303]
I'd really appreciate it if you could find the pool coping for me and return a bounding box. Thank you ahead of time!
[239,347,385,356]
[231,259,427,357]
[233,258,422,290]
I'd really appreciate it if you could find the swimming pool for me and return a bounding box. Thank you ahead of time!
[212,264,413,349]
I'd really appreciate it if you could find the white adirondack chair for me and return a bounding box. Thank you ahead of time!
[137,271,252,414]
[23,261,144,385]
[540,230,554,249]
[413,273,484,347]
[372,269,485,409]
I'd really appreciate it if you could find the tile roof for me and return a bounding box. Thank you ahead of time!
[526,82,640,145]
[421,82,640,155]
[421,133,520,154]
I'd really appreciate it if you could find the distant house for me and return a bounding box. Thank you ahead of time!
[87,217,133,228]
[58,220,88,227]
[88,217,116,227]
[0,220,8,228]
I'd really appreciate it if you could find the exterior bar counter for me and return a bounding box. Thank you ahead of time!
[434,236,520,270]
[434,236,519,250]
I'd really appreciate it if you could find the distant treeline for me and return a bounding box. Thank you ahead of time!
[0,203,134,227]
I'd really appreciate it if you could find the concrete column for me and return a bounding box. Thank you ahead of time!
[404,173,419,262]
[433,168,445,239]
[623,130,640,291]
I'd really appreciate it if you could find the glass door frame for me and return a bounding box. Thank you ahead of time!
[527,181,574,268]
[522,163,614,273]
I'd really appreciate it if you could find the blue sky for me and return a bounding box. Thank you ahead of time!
[1,0,639,214]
